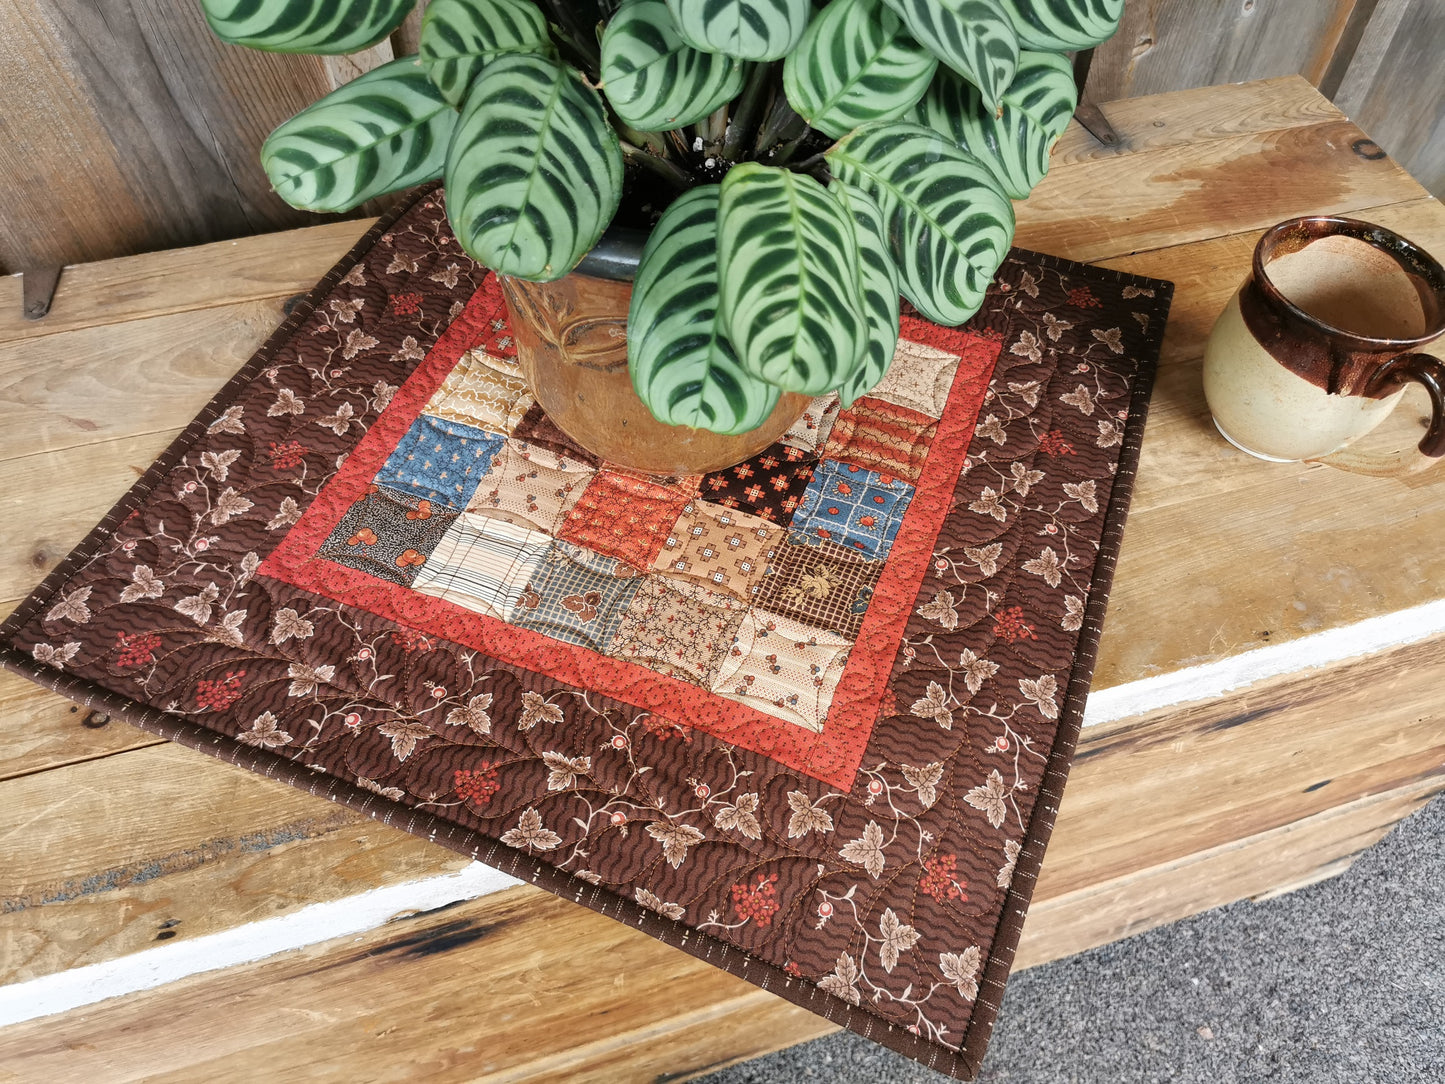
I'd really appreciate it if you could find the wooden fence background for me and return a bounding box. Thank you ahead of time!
[3,0,1441,278]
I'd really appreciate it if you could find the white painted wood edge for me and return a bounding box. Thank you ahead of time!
[1082,596,1445,727]
[0,862,520,1029]
[6,600,1442,1029]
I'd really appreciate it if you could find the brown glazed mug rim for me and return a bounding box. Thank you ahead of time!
[1252,215,1445,351]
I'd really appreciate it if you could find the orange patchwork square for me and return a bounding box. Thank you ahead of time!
[822,397,937,484]
[651,501,780,601]
[557,470,694,571]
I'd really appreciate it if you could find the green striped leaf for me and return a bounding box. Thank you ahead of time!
[832,182,902,408]
[665,0,810,61]
[602,0,747,131]
[262,58,455,213]
[718,163,867,395]
[445,54,624,282]
[826,122,1015,327]
[907,52,1075,199]
[880,0,1019,113]
[1001,49,1077,138]
[200,0,414,54]
[418,0,552,107]
[998,0,1124,51]
[782,0,937,140]
[629,187,781,434]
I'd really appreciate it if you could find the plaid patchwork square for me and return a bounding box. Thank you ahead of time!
[465,439,596,534]
[779,395,841,455]
[754,535,881,638]
[869,337,963,418]
[375,415,505,510]
[511,402,603,466]
[651,501,780,601]
[792,460,915,559]
[608,576,747,684]
[318,484,459,587]
[410,513,553,619]
[711,610,851,733]
[557,471,694,571]
[822,397,938,484]
[699,441,818,525]
[512,541,644,651]
[422,347,533,434]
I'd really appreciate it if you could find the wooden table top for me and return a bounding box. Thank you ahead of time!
[2,76,1443,1080]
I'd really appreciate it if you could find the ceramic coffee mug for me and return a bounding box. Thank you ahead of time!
[1202,216,1445,474]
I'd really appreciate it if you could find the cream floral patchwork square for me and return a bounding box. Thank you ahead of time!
[465,439,595,535]
[779,394,841,455]
[869,338,963,419]
[651,501,780,601]
[711,610,851,733]
[608,576,747,684]
[423,347,533,434]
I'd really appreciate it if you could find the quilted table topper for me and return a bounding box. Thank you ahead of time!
[2,192,1171,1079]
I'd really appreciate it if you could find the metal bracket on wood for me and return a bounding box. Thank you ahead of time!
[22,266,62,321]
[1070,46,1121,149]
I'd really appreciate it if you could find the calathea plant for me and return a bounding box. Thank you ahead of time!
[200,0,1121,433]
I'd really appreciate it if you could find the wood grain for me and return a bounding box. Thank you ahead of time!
[0,2,334,273]
[0,219,372,348]
[0,298,291,461]
[1083,0,1364,102]
[1333,0,1445,198]
[0,667,164,784]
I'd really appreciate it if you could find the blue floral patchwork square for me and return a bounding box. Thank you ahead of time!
[791,461,915,559]
[511,541,645,651]
[375,415,504,510]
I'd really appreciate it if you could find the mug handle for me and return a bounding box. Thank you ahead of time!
[1312,352,1445,477]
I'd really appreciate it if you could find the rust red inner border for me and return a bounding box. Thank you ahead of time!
[260,277,1000,791]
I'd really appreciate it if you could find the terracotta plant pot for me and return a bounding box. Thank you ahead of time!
[498,228,809,475]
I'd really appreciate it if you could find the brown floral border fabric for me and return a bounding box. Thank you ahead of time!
[0,188,1172,1080]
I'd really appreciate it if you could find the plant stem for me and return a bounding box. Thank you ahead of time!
[703,104,729,158]
[722,61,777,162]
[621,142,695,191]
[538,0,602,74]
[753,91,805,159]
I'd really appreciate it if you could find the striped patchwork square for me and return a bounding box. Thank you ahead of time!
[822,397,937,484]
[411,513,553,619]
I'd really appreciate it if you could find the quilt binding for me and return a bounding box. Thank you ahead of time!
[0,184,1173,1080]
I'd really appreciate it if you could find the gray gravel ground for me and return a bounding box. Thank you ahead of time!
[699,794,1445,1084]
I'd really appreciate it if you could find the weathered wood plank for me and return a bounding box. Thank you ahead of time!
[0,743,469,986]
[0,431,181,603]
[0,771,1433,1083]
[0,299,290,461]
[0,2,334,273]
[1334,0,1445,198]
[1016,774,1442,969]
[0,668,164,784]
[1045,632,1445,895]
[1018,118,1429,263]
[1052,74,1341,167]
[1083,0,1364,104]
[0,219,373,347]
